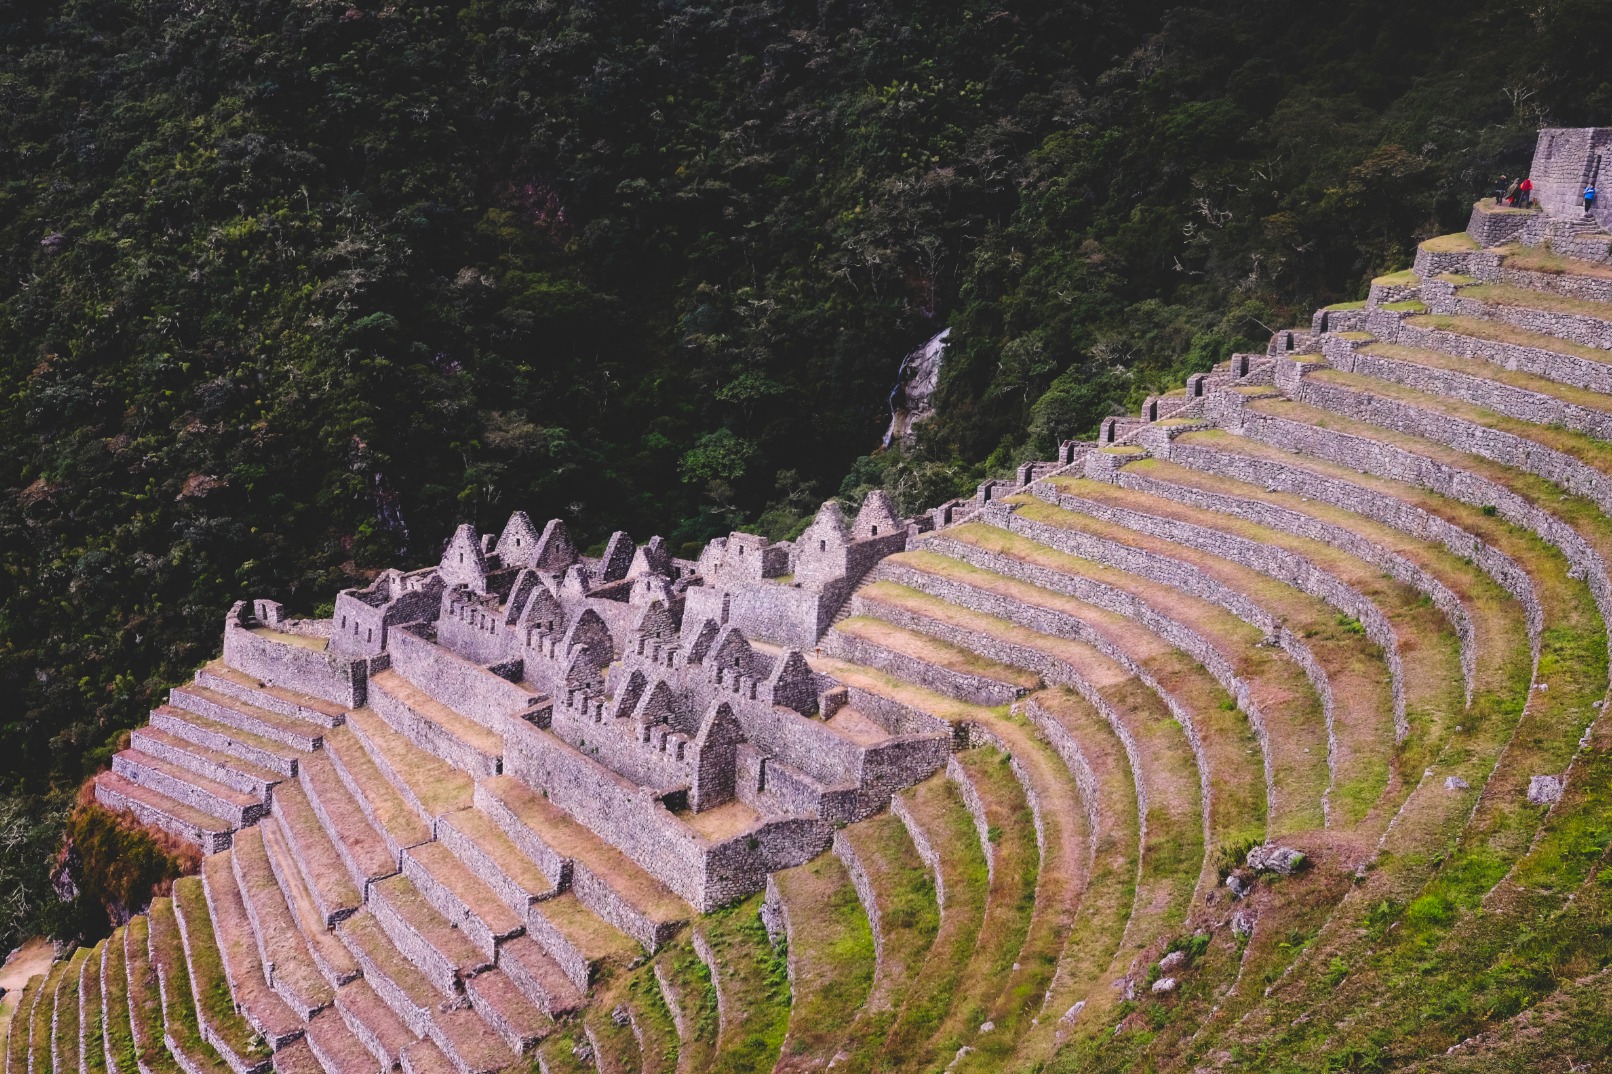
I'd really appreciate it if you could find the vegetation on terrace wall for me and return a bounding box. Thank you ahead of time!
[1,0,1610,945]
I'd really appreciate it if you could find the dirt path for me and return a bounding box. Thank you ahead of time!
[0,937,55,1040]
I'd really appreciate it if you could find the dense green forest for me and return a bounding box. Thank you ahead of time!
[1,0,1608,947]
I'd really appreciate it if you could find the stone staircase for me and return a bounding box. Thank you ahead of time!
[12,195,1612,1074]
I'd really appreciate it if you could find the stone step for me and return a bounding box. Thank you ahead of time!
[491,937,584,1019]
[147,706,300,780]
[332,916,510,1074]
[475,776,690,951]
[463,971,552,1055]
[332,981,416,1071]
[268,782,363,926]
[825,615,1038,708]
[262,1038,320,1074]
[303,1009,381,1074]
[319,726,433,864]
[399,842,524,960]
[1333,339,1612,442]
[366,874,491,996]
[1397,308,1612,395]
[331,912,440,1039]
[256,820,364,990]
[197,662,348,729]
[366,671,502,779]
[169,685,324,753]
[92,772,234,854]
[226,826,337,1018]
[111,749,265,827]
[170,876,276,1074]
[296,751,398,893]
[526,892,641,992]
[434,809,554,920]
[341,708,474,828]
[397,1040,454,1074]
[128,726,284,799]
[197,853,304,1050]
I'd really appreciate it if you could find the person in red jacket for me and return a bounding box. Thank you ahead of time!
[1518,176,1534,208]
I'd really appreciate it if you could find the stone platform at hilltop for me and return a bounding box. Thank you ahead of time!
[10,126,1612,1074]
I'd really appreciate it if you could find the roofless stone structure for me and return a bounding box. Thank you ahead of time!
[10,127,1612,1073]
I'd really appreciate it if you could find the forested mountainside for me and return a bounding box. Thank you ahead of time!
[0,0,1608,949]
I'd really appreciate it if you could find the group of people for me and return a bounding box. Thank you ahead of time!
[1494,174,1536,207]
[1494,174,1600,214]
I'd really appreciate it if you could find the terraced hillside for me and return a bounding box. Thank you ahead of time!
[9,205,1612,1074]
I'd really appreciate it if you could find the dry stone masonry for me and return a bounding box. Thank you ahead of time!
[11,126,1612,1074]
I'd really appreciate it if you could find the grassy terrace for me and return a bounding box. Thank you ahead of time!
[534,891,642,973]
[937,522,1327,839]
[1012,491,1341,831]
[771,854,875,1073]
[536,1027,598,1074]
[1031,683,1202,1030]
[100,930,136,1074]
[653,938,718,1073]
[345,705,475,821]
[918,748,1038,1072]
[172,876,266,1066]
[1307,366,1612,480]
[582,983,643,1074]
[81,941,107,1074]
[1496,241,1612,280]
[123,917,183,1074]
[1243,394,1605,863]
[148,898,233,1074]
[1209,400,1610,1058]
[1410,310,1612,370]
[832,811,940,1071]
[228,826,338,1011]
[301,752,397,885]
[1072,464,1468,831]
[834,613,1041,692]
[876,773,990,1074]
[322,724,436,846]
[3,975,39,1073]
[1013,686,1138,1066]
[1361,340,1612,416]
[891,548,1266,868]
[1420,232,1480,253]
[1038,467,1405,819]
[1457,279,1612,323]
[698,898,791,1074]
[617,962,680,1074]
[270,782,363,920]
[28,958,69,1074]
[50,949,87,1074]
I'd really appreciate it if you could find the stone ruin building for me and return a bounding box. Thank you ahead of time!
[12,126,1612,1074]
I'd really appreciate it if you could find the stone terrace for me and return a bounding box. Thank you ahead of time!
[11,125,1612,1074]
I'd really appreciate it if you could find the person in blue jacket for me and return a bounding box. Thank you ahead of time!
[1586,182,1598,214]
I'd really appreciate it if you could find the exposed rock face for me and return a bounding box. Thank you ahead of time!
[1528,774,1565,805]
[884,328,950,448]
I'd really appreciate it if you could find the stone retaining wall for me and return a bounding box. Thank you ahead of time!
[1424,276,1612,351]
[1112,467,1479,701]
[387,627,539,731]
[820,628,1026,707]
[1033,479,1406,742]
[222,615,367,710]
[1220,396,1612,665]
[1166,439,1544,657]
[1321,338,1612,444]
[995,504,1336,814]
[1392,317,1612,397]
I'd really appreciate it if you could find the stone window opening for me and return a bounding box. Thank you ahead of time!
[367,628,373,643]
[819,539,826,552]
[871,525,879,535]
[459,552,464,563]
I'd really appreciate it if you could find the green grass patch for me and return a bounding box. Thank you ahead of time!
[172,877,266,1063]
[699,895,791,1074]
